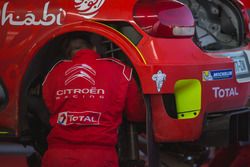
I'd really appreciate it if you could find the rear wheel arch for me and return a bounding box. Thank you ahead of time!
[19,21,146,141]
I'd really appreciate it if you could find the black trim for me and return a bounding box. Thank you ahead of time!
[199,108,250,146]
[162,94,178,119]
[0,79,8,111]
[102,21,143,45]
[145,95,160,167]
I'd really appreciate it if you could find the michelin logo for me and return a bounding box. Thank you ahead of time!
[203,69,233,81]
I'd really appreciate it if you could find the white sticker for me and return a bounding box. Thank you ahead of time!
[212,87,239,98]
[74,0,105,19]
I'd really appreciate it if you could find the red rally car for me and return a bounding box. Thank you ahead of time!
[0,0,250,166]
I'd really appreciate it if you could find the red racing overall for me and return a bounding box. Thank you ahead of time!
[42,49,146,167]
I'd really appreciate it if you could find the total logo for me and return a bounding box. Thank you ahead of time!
[57,111,101,126]
[212,87,239,99]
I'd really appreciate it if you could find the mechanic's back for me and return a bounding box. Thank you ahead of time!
[42,35,146,167]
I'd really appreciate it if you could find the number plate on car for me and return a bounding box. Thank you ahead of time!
[232,56,248,75]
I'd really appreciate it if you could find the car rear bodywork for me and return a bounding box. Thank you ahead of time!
[0,0,250,148]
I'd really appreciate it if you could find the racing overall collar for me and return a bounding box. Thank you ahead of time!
[72,49,101,61]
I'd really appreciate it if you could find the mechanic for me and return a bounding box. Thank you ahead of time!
[42,33,146,167]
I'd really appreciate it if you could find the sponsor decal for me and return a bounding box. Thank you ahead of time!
[74,0,105,19]
[1,1,66,26]
[57,111,101,126]
[212,87,239,98]
[56,87,105,100]
[65,64,96,85]
[203,69,233,81]
[152,70,166,92]
[55,64,104,100]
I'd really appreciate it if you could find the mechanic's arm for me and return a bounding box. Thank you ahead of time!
[125,78,146,122]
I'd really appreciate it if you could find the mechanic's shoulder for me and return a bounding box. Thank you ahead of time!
[97,57,127,67]
[43,60,71,85]
[97,57,133,81]
[47,60,71,75]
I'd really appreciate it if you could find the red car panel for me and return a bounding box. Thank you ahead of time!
[0,0,250,143]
